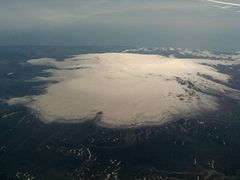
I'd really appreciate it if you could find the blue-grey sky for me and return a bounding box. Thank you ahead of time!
[0,0,240,51]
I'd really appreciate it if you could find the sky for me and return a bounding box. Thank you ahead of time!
[0,0,240,51]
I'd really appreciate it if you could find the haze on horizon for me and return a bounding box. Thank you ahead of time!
[1,0,240,52]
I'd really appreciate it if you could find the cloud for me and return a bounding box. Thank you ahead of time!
[7,53,240,128]
[1,0,240,50]
[0,0,230,29]
[207,0,240,7]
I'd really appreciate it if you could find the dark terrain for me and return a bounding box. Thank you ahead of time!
[0,46,240,179]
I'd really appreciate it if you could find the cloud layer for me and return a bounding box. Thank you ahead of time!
[1,0,240,51]
[8,53,240,128]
